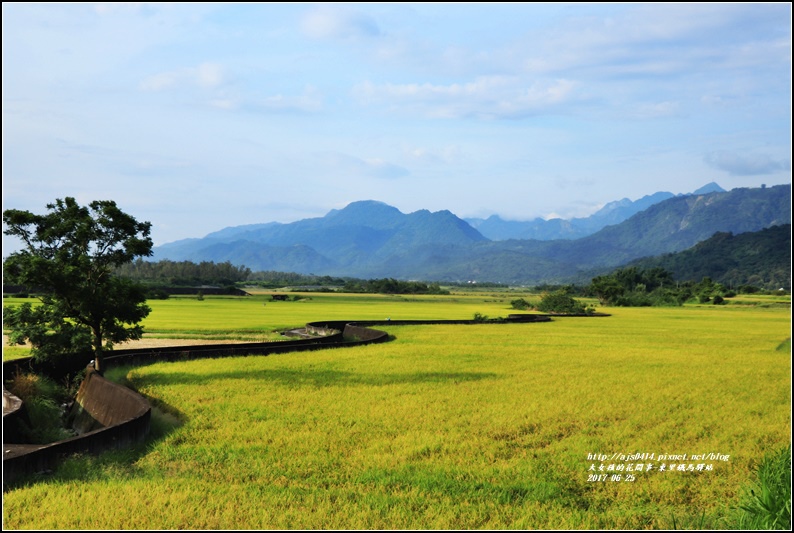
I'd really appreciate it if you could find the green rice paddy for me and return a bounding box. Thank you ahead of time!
[2,290,791,529]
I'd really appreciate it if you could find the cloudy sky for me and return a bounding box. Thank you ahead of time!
[2,2,791,250]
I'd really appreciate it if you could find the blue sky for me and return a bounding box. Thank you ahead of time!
[2,2,791,251]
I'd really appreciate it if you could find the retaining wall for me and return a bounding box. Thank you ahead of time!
[3,367,151,485]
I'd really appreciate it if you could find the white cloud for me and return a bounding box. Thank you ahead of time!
[254,85,323,113]
[300,4,380,41]
[518,3,791,80]
[630,101,682,119]
[315,152,409,180]
[354,76,577,119]
[140,62,225,91]
[208,99,236,110]
[362,158,409,179]
[403,145,462,165]
[704,151,791,176]
[195,62,224,87]
[94,3,159,17]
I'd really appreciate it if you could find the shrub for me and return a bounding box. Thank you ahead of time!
[649,287,688,307]
[472,312,489,322]
[738,285,761,294]
[734,445,791,530]
[536,290,593,314]
[23,396,74,443]
[147,288,170,300]
[614,291,652,307]
[510,298,531,310]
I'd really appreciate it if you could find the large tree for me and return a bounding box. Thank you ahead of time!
[3,198,153,373]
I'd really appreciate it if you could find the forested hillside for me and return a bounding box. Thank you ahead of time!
[626,224,791,290]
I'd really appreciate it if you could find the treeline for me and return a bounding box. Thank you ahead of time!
[115,259,252,286]
[247,274,450,295]
[342,278,450,295]
[112,261,451,296]
[586,266,766,307]
[245,271,349,288]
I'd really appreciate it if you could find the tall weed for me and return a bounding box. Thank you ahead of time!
[734,446,792,530]
[5,372,74,443]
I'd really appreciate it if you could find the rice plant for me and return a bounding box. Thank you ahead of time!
[2,295,790,529]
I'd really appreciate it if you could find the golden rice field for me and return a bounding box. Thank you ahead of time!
[2,291,791,529]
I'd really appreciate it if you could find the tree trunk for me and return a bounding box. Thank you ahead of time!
[92,326,104,374]
[94,350,104,374]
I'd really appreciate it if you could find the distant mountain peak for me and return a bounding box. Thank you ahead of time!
[324,200,405,227]
[592,197,634,216]
[326,200,402,215]
[338,199,396,210]
[691,182,726,195]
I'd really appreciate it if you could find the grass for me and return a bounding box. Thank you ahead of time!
[733,445,792,530]
[2,293,791,529]
[1,345,32,362]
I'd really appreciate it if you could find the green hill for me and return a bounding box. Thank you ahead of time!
[626,224,791,290]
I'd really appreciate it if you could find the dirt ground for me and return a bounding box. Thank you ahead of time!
[3,335,30,348]
[3,335,249,350]
[118,338,253,349]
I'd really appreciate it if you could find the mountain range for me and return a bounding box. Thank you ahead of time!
[151,183,791,285]
[465,182,725,241]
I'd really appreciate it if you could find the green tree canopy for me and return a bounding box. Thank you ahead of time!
[587,267,695,307]
[536,288,593,315]
[3,198,153,373]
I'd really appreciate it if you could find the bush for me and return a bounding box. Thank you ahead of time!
[510,298,531,310]
[472,312,489,322]
[738,285,761,294]
[649,287,688,307]
[536,290,593,315]
[146,288,170,300]
[614,292,652,307]
[734,446,791,530]
[23,396,74,443]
